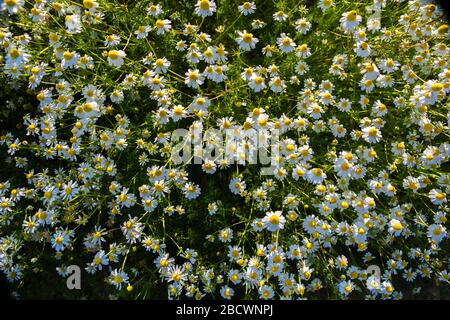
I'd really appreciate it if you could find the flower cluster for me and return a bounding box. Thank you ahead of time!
[0,0,449,299]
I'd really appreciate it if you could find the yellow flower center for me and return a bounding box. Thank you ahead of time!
[189,71,199,81]
[282,38,291,46]
[313,168,322,176]
[347,11,358,22]
[155,20,165,29]
[55,236,63,244]
[108,50,120,60]
[437,24,448,35]
[242,33,253,43]
[63,51,73,60]
[82,103,94,112]
[113,275,122,284]
[433,228,442,236]
[368,127,378,137]
[269,214,280,225]
[435,192,445,201]
[5,0,17,7]
[254,76,263,85]
[341,162,350,171]
[392,221,403,231]
[199,0,210,10]
[431,83,443,92]
[83,0,95,9]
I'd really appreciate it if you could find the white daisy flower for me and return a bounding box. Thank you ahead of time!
[428,189,447,205]
[109,269,129,290]
[147,3,163,16]
[277,33,296,53]
[61,51,80,69]
[218,227,233,242]
[427,224,446,243]
[259,285,275,299]
[135,25,151,39]
[262,211,286,232]
[220,285,234,299]
[248,74,266,92]
[295,18,311,34]
[306,168,327,185]
[185,69,204,88]
[1,0,25,14]
[154,19,171,35]
[153,57,171,73]
[235,30,258,51]
[229,177,246,195]
[107,50,126,67]
[362,126,381,143]
[340,10,362,32]
[65,14,82,34]
[238,2,256,16]
[318,0,334,12]
[195,0,216,17]
[184,183,201,200]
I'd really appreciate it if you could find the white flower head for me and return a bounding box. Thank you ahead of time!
[195,0,216,17]
[107,50,126,67]
[236,30,258,51]
[262,211,286,232]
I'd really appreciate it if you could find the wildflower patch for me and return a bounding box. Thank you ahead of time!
[0,0,449,300]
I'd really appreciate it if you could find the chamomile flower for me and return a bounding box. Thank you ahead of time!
[273,10,288,22]
[277,33,296,53]
[190,95,211,111]
[51,229,72,252]
[184,183,201,200]
[428,189,447,205]
[185,69,204,88]
[220,285,234,299]
[427,224,446,243]
[135,25,151,39]
[65,14,82,34]
[107,50,126,67]
[104,34,121,46]
[147,3,163,16]
[248,74,266,92]
[262,211,286,232]
[218,228,233,243]
[235,30,258,51]
[340,10,362,33]
[295,18,311,34]
[195,0,216,18]
[61,51,80,69]
[2,0,25,14]
[259,285,275,299]
[238,2,256,16]
[153,57,170,73]
[306,168,327,185]
[338,280,354,296]
[83,0,99,13]
[389,219,404,236]
[362,126,382,144]
[269,77,285,93]
[109,269,129,290]
[229,177,246,195]
[355,41,372,58]
[318,0,334,12]
[154,19,171,35]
